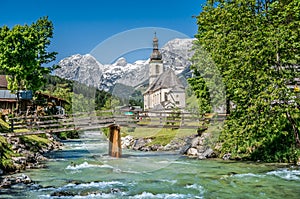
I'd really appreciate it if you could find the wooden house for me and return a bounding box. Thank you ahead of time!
[0,75,17,111]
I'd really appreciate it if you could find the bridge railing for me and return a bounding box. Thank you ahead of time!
[5,110,227,136]
[112,110,227,129]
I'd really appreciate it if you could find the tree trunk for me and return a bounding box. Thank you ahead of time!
[226,97,231,115]
[286,111,300,147]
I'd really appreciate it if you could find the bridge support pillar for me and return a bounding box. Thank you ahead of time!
[108,125,122,158]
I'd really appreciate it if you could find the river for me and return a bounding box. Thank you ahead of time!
[1,131,300,198]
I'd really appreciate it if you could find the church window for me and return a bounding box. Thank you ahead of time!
[156,65,160,74]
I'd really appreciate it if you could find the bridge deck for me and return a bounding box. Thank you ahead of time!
[4,111,226,137]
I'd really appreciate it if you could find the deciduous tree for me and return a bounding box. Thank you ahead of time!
[0,16,57,93]
[191,0,300,162]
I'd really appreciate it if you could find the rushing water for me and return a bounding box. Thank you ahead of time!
[1,131,300,199]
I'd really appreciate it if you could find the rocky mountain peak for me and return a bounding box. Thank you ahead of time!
[56,54,103,88]
[55,38,195,92]
[113,57,128,67]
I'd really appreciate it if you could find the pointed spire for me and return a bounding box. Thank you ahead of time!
[150,32,162,61]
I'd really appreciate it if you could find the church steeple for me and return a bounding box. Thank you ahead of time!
[150,32,162,61]
[149,33,164,85]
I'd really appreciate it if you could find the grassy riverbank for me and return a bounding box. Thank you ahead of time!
[124,128,196,146]
[0,118,65,174]
[0,135,15,172]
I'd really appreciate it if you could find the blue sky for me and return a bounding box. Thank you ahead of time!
[1,0,205,64]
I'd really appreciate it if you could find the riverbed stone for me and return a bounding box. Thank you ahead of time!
[111,188,121,193]
[0,174,32,189]
[179,143,191,154]
[191,137,201,147]
[51,191,75,197]
[223,153,231,160]
[121,135,135,149]
[187,148,198,156]
[150,144,164,151]
[180,133,218,159]
[15,174,32,184]
[133,138,152,150]
[2,131,63,175]
[198,148,214,160]
[0,177,12,188]
[11,157,27,165]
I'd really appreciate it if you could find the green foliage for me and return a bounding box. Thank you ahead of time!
[166,107,181,127]
[185,86,201,115]
[72,93,95,113]
[0,118,11,133]
[146,129,176,146]
[102,97,121,110]
[101,127,109,137]
[188,44,226,114]
[191,0,300,162]
[19,135,50,152]
[129,90,143,107]
[56,131,79,140]
[0,16,57,93]
[112,83,143,108]
[41,75,112,113]
[0,135,16,171]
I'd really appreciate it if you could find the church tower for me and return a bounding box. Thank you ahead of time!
[149,33,163,85]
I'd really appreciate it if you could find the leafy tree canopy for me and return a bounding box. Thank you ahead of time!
[190,0,300,162]
[41,75,113,113]
[0,16,57,93]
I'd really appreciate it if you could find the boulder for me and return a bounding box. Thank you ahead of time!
[150,144,163,151]
[11,157,27,165]
[121,135,135,149]
[132,138,151,150]
[179,143,191,154]
[111,188,121,194]
[191,137,201,148]
[223,153,231,160]
[51,191,75,197]
[15,174,32,184]
[0,174,32,189]
[0,177,12,188]
[198,148,214,160]
[187,148,198,156]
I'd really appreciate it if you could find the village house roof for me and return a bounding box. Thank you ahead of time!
[0,75,17,102]
[0,90,17,101]
[144,68,185,93]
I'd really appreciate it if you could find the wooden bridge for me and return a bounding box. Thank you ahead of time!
[5,110,226,158]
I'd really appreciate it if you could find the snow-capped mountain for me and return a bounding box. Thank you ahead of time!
[56,54,104,89]
[55,38,195,92]
[161,38,195,74]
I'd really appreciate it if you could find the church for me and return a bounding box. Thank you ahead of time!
[143,35,186,111]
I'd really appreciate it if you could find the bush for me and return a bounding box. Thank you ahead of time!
[0,135,16,172]
[56,131,79,140]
